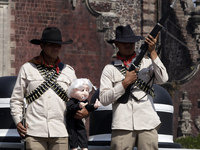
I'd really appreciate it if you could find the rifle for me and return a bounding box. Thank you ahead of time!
[21,100,26,150]
[117,0,178,103]
[129,0,177,71]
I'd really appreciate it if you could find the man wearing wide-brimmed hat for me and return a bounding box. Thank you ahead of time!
[99,25,169,150]
[10,27,87,150]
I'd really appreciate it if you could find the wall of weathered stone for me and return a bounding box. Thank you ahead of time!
[9,0,114,86]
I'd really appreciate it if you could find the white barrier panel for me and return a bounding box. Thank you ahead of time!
[154,104,174,113]
[89,134,111,141]
[0,98,11,108]
[0,129,19,137]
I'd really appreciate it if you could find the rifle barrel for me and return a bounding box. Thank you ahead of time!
[129,0,177,71]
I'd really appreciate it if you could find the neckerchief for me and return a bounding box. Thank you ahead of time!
[116,52,136,68]
[28,51,61,73]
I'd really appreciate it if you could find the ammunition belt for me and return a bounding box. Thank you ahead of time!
[116,66,155,98]
[131,77,155,98]
[25,64,68,104]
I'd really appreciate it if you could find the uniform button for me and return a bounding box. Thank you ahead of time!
[48,96,50,98]
[48,107,51,110]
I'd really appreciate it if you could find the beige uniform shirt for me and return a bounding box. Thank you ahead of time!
[10,62,77,137]
[100,56,168,131]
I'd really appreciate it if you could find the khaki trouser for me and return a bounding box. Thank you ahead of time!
[26,136,69,150]
[110,129,158,150]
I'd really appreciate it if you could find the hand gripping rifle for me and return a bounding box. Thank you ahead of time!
[117,0,177,103]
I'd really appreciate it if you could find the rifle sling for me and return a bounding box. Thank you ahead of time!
[25,62,68,104]
[112,63,154,103]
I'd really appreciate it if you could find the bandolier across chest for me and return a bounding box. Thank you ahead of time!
[25,64,68,104]
[113,63,155,103]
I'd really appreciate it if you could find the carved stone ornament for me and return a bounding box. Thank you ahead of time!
[83,0,120,55]
[83,0,144,56]
[178,91,192,137]
[195,99,200,130]
[180,0,195,16]
[84,0,118,31]
[195,115,200,130]
[71,0,78,9]
[189,0,200,44]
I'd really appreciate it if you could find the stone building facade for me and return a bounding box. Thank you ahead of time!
[0,0,200,140]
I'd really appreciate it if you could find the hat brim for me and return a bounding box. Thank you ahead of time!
[30,39,73,45]
[107,36,143,44]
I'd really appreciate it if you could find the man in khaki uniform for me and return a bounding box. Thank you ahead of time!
[99,25,168,150]
[10,27,88,150]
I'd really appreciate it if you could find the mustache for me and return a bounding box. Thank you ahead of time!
[125,45,134,49]
[52,48,59,51]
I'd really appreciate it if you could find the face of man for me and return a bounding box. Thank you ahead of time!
[40,43,62,63]
[115,41,135,58]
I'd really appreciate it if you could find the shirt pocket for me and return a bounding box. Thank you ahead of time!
[57,75,71,91]
[26,74,44,93]
[112,71,124,87]
[138,67,153,82]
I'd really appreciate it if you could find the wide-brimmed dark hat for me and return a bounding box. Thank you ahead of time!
[30,27,73,45]
[107,25,143,44]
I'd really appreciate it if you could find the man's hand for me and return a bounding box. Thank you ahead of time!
[122,69,138,89]
[74,107,89,119]
[16,122,28,138]
[145,33,159,60]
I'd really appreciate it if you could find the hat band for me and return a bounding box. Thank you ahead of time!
[116,35,138,38]
[41,38,62,42]
[115,36,142,42]
[40,38,63,43]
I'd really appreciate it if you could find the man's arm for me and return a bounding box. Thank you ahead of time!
[10,65,27,129]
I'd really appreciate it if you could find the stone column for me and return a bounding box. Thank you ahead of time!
[0,1,15,76]
[178,91,192,137]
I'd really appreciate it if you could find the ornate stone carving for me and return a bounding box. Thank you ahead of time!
[178,91,192,137]
[83,0,143,56]
[84,0,119,37]
[195,115,200,130]
[83,0,119,56]
[189,0,200,43]
[96,13,118,32]
[180,0,195,16]
[71,0,77,9]
[195,99,200,130]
